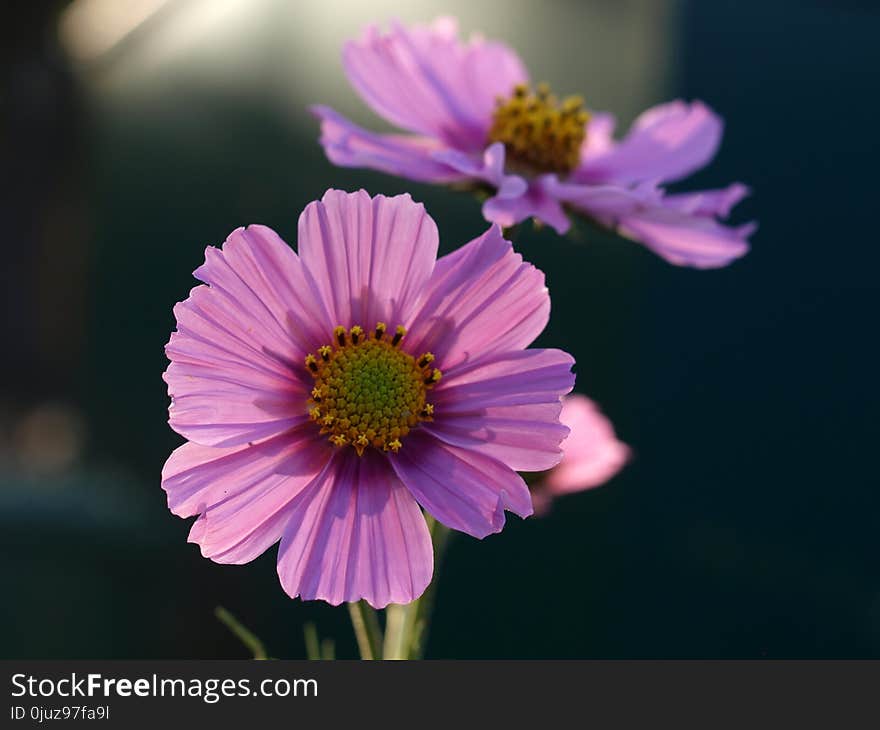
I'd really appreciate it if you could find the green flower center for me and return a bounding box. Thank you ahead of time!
[305,323,441,455]
[488,83,589,175]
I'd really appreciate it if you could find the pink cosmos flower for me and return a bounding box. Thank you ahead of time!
[313,17,755,268]
[531,394,629,515]
[161,189,575,608]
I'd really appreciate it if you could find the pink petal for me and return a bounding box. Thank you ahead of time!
[544,176,663,219]
[551,178,754,269]
[406,225,550,369]
[343,17,527,150]
[482,176,571,234]
[574,100,723,185]
[663,182,751,218]
[542,395,630,495]
[165,225,327,447]
[391,432,533,539]
[276,451,433,608]
[297,189,438,330]
[161,426,330,564]
[616,207,755,269]
[432,142,528,198]
[578,111,617,161]
[311,105,469,183]
[426,349,575,471]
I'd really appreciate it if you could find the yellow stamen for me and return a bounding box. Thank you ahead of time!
[304,321,441,456]
[355,434,370,456]
[489,82,589,175]
[425,369,442,385]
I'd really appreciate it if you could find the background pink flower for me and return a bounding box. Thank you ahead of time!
[532,394,630,515]
[313,17,754,268]
[162,189,575,608]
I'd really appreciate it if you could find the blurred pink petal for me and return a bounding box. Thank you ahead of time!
[572,101,723,185]
[482,176,571,234]
[432,142,527,198]
[312,105,468,183]
[540,394,630,499]
[663,182,751,217]
[616,208,755,269]
[548,177,753,268]
[343,17,527,150]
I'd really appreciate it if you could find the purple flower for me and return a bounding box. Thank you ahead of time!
[531,395,630,515]
[162,189,575,608]
[313,17,755,268]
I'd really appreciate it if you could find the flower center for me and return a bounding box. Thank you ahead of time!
[305,323,441,456]
[488,83,589,176]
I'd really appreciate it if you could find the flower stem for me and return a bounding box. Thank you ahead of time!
[347,600,383,660]
[214,606,268,660]
[382,601,419,660]
[303,622,321,660]
[412,515,451,659]
[382,514,452,660]
[320,637,336,660]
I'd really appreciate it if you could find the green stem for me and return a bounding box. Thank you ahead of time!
[412,515,451,659]
[383,514,453,660]
[347,600,383,660]
[303,622,321,661]
[214,606,268,660]
[320,638,336,660]
[382,601,420,660]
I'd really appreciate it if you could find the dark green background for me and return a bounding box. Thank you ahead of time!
[2,0,878,658]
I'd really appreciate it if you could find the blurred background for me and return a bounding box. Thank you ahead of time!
[2,0,878,658]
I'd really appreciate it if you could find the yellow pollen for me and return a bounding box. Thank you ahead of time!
[355,433,370,456]
[488,82,589,175]
[304,322,440,455]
